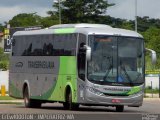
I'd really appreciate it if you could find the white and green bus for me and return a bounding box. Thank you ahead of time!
[9,24,156,112]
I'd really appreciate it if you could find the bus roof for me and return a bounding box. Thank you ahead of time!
[13,23,143,38]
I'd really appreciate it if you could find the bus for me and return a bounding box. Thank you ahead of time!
[9,24,156,112]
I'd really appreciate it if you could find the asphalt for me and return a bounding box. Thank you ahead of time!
[0,98,159,103]
[0,98,160,120]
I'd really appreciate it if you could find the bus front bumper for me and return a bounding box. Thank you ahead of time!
[84,89,143,107]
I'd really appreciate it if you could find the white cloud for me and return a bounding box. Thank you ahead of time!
[107,0,135,20]
[138,0,160,19]
[0,0,160,24]
[0,5,51,24]
[0,6,21,23]
[107,0,160,20]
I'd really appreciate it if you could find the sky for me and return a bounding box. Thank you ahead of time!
[0,0,160,24]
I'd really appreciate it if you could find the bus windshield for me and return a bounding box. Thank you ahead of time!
[87,35,144,86]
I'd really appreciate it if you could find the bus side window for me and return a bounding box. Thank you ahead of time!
[78,34,86,81]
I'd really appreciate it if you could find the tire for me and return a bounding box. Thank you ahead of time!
[116,105,124,112]
[63,102,69,110]
[63,91,79,110]
[23,87,41,108]
[24,87,32,108]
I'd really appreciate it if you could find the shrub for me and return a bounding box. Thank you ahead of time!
[0,61,9,71]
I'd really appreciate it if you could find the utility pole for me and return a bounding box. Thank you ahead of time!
[135,0,137,32]
[59,0,61,24]
[53,0,61,24]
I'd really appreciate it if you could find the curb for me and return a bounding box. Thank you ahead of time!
[0,100,23,103]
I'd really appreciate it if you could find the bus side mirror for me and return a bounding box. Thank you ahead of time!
[145,48,157,65]
[84,45,91,61]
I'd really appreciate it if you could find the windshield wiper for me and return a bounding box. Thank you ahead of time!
[120,62,133,85]
[103,56,113,80]
[134,73,142,82]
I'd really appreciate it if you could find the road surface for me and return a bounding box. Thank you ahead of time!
[0,98,159,120]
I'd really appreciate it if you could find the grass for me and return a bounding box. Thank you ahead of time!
[145,88,159,94]
[0,102,23,104]
[0,96,16,100]
[0,96,23,104]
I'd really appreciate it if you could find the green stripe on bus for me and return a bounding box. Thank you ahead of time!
[127,86,142,95]
[47,56,77,102]
[31,56,78,102]
[54,28,76,34]
[58,56,77,102]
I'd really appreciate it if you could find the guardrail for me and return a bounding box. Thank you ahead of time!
[145,70,160,74]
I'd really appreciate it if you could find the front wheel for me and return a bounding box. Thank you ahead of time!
[116,105,124,112]
[63,91,79,110]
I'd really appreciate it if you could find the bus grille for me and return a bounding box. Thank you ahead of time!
[103,93,129,97]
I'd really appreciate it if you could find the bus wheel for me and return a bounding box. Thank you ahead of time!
[116,105,124,112]
[63,91,79,110]
[24,87,32,108]
[24,87,41,108]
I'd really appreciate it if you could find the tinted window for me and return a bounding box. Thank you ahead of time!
[54,34,77,56]
[78,34,87,80]
[12,34,77,56]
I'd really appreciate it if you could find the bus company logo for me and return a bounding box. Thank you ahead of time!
[28,61,54,69]
[104,87,130,92]
[15,62,23,68]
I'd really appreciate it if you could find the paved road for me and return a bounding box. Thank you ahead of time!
[0,99,160,120]
[0,98,159,114]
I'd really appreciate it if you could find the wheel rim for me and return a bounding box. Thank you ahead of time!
[24,89,29,107]
[24,95,28,106]
[68,92,72,109]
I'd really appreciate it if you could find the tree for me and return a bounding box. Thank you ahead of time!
[121,21,133,30]
[142,27,160,69]
[40,16,59,28]
[9,13,42,27]
[48,0,114,23]
[8,13,59,28]
[0,48,9,71]
[0,23,4,31]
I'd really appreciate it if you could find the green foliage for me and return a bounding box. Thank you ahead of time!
[145,87,159,94]
[8,13,59,28]
[0,96,16,100]
[121,21,133,30]
[0,48,9,71]
[137,16,160,32]
[48,0,114,23]
[40,17,59,28]
[9,13,42,27]
[0,61,8,71]
[142,27,160,69]
[143,27,160,50]
[0,24,4,31]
